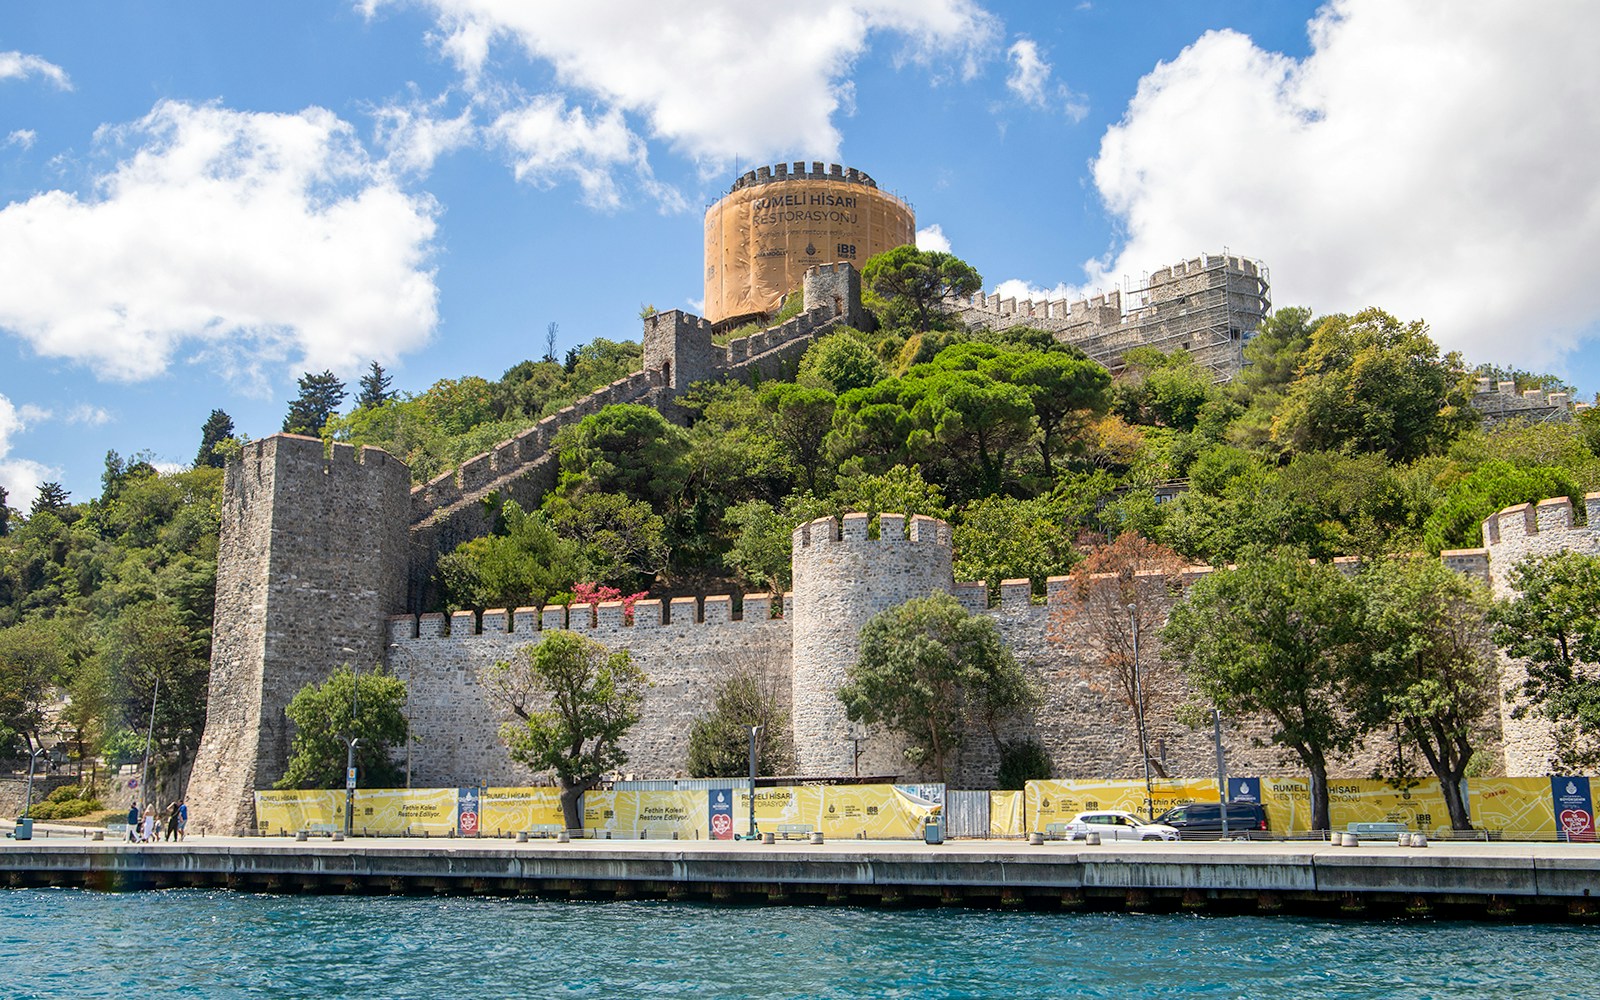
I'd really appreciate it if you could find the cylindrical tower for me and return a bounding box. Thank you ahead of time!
[789,512,954,777]
[704,162,914,329]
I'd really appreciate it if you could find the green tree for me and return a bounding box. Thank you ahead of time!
[1271,309,1474,461]
[356,361,394,409]
[282,369,347,436]
[485,632,646,830]
[953,492,1092,594]
[554,404,691,508]
[1492,551,1600,769]
[30,482,71,518]
[798,332,887,393]
[722,500,792,593]
[277,664,408,790]
[437,501,583,611]
[100,602,211,772]
[0,618,69,754]
[761,382,837,494]
[1006,347,1111,479]
[0,485,9,537]
[861,245,982,331]
[684,669,796,777]
[1421,461,1578,553]
[545,491,669,592]
[1163,550,1370,831]
[1354,557,1497,830]
[838,591,1036,782]
[1114,348,1218,432]
[195,409,235,469]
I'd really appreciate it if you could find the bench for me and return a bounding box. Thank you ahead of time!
[1346,822,1407,839]
[303,823,341,837]
[776,823,814,840]
[1044,823,1073,840]
[524,824,564,839]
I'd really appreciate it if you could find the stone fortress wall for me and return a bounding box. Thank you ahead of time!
[1470,377,1591,426]
[950,253,1271,383]
[1450,494,1600,774]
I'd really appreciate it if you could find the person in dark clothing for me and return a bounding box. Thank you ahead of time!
[165,801,180,841]
[126,804,139,842]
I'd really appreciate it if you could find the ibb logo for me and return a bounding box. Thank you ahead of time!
[837,243,857,259]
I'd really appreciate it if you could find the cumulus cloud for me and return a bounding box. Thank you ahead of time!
[365,0,999,169]
[0,100,440,382]
[372,96,476,175]
[6,130,36,150]
[1086,0,1600,372]
[0,52,71,89]
[490,96,652,210]
[0,394,58,512]
[1006,39,1050,106]
[916,224,953,253]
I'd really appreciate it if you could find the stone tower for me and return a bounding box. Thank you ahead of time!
[802,262,867,330]
[1481,494,1600,775]
[186,435,411,834]
[789,513,954,776]
[641,309,717,395]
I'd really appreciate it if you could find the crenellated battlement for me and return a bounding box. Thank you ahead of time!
[1481,494,1600,547]
[791,512,953,550]
[729,161,895,196]
[949,251,1269,384]
[388,591,790,644]
[1472,377,1589,425]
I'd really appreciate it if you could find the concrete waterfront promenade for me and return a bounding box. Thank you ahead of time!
[3,826,1598,921]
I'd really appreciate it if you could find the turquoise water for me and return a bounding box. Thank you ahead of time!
[2,890,1594,999]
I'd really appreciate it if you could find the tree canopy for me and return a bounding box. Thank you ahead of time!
[277,665,408,790]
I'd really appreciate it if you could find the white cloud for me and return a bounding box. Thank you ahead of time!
[1004,38,1087,122]
[372,95,476,175]
[6,130,37,150]
[490,96,651,210]
[366,0,999,170]
[0,52,71,90]
[1006,39,1050,107]
[916,224,953,253]
[1087,0,1600,372]
[0,100,440,383]
[0,394,58,511]
[66,404,112,426]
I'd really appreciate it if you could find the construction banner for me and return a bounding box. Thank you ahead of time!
[1025,778,1221,829]
[352,787,458,836]
[481,787,565,835]
[731,784,941,840]
[254,790,341,835]
[989,791,1024,837]
[583,790,708,839]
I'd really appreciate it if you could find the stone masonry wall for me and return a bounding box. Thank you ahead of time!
[387,596,792,785]
[1481,494,1600,774]
[187,436,411,834]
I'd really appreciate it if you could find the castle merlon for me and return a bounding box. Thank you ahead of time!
[388,592,788,643]
[1481,494,1600,545]
[791,512,954,549]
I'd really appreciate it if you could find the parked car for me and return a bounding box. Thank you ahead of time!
[1062,810,1180,842]
[1154,801,1270,837]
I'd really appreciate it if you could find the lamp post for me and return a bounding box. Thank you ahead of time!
[22,746,48,818]
[1213,709,1229,839]
[1127,604,1153,819]
[343,662,360,838]
[747,724,763,838]
[138,675,160,817]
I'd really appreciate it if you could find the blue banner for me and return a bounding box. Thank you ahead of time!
[708,789,734,840]
[1228,778,1261,803]
[1551,776,1594,842]
[457,786,481,838]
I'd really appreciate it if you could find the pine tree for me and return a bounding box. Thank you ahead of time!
[282,370,347,436]
[356,361,393,409]
[0,485,10,536]
[30,482,71,517]
[195,409,235,468]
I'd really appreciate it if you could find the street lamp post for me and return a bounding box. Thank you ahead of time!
[1213,708,1229,839]
[1127,604,1153,819]
[344,663,360,838]
[138,675,160,818]
[389,642,409,789]
[22,746,48,818]
[747,724,763,838]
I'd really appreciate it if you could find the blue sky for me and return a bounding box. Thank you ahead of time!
[3,1,1597,507]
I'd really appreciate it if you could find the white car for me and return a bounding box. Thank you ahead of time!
[1064,810,1181,842]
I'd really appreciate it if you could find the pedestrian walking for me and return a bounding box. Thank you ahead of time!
[141,808,156,843]
[177,800,188,840]
[126,803,139,843]
[165,801,180,841]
